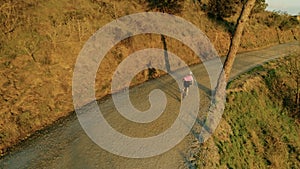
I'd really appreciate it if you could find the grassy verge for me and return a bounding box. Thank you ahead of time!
[214,55,300,168]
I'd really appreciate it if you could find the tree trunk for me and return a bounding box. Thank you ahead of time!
[198,0,256,143]
[214,0,256,99]
[222,0,256,82]
[276,28,282,44]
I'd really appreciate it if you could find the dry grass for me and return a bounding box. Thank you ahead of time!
[0,0,299,156]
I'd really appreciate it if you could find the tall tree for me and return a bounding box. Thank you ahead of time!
[199,0,256,142]
[221,0,256,82]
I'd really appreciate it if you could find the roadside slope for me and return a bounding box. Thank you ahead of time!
[209,54,300,169]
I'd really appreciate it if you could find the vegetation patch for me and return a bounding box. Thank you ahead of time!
[214,55,300,168]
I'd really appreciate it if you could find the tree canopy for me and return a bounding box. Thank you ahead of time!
[207,0,267,19]
[146,0,183,14]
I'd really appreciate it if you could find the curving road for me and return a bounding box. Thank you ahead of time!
[0,41,299,169]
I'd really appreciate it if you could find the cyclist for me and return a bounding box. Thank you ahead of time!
[182,71,194,99]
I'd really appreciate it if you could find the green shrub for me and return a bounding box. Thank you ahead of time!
[279,17,300,30]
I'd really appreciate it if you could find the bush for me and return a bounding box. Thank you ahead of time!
[279,17,300,30]
[252,0,268,14]
[207,0,240,19]
[146,0,183,14]
[207,0,268,19]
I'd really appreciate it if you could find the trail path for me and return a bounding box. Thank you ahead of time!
[0,41,299,169]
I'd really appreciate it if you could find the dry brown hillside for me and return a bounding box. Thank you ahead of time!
[0,0,299,156]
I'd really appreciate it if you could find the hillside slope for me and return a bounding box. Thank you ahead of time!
[0,0,299,155]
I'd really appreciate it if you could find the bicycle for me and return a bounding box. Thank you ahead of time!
[181,86,189,100]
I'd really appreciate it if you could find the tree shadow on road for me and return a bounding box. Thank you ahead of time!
[195,81,213,99]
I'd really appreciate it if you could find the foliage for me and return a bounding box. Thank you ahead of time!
[252,0,268,13]
[219,90,300,168]
[207,0,240,19]
[207,0,268,19]
[216,55,300,168]
[264,55,300,118]
[260,10,299,30]
[279,16,300,30]
[146,0,183,14]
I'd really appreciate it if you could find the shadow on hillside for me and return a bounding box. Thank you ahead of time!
[207,13,236,36]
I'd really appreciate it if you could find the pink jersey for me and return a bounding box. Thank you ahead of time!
[183,75,193,81]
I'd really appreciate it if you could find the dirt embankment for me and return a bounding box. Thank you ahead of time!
[0,0,299,156]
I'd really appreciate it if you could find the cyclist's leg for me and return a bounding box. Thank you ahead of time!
[185,86,189,96]
[182,87,187,100]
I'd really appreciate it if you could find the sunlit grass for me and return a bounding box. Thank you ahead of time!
[215,55,300,169]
